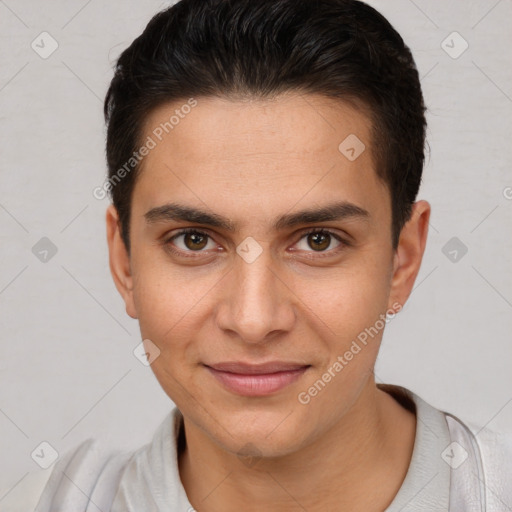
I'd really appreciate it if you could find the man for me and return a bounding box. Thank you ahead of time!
[8,0,512,510]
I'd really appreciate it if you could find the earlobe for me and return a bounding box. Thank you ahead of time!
[387,200,431,311]
[105,204,138,319]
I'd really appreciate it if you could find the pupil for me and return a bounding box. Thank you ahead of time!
[309,232,329,251]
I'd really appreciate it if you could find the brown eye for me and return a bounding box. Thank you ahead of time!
[307,232,331,251]
[166,229,215,254]
[294,229,344,254]
[183,231,208,250]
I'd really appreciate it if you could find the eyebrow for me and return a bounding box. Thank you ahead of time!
[144,201,370,231]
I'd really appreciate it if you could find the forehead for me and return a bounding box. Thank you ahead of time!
[132,93,388,229]
[141,92,372,161]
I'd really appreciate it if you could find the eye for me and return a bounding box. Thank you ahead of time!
[293,228,345,254]
[163,227,348,260]
[165,228,217,256]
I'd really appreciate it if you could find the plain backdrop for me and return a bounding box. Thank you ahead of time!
[1,0,511,494]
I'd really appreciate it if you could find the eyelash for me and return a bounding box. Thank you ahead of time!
[163,227,350,259]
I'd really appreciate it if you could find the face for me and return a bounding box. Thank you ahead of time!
[107,92,429,458]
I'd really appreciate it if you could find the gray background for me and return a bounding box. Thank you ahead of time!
[1,0,511,495]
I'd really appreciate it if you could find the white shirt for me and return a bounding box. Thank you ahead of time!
[2,383,511,511]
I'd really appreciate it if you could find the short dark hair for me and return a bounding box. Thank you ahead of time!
[104,0,427,253]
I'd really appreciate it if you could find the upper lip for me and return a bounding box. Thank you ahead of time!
[205,361,310,375]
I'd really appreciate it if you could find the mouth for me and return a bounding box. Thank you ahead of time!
[203,361,311,396]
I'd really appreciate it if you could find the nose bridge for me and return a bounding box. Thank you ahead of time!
[237,250,274,304]
[218,243,294,342]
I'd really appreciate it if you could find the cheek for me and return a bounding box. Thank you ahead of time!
[292,257,392,341]
[132,251,210,332]
[293,265,391,424]
[131,262,209,403]
[131,257,225,392]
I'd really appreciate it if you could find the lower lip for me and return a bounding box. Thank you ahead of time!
[206,366,309,396]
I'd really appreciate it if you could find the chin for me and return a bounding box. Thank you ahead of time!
[212,408,311,459]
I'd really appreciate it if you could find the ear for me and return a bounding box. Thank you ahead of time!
[106,204,138,319]
[387,200,430,312]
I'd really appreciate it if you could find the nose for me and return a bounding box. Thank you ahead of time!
[215,246,296,344]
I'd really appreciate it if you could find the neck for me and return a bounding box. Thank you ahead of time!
[178,378,416,512]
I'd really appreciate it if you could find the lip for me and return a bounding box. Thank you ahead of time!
[207,361,309,374]
[204,361,310,396]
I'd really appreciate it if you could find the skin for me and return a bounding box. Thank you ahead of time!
[106,92,430,511]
